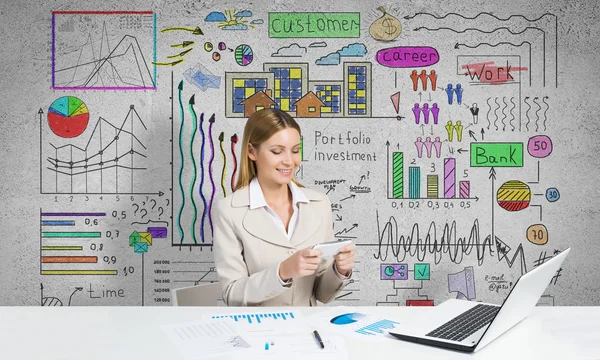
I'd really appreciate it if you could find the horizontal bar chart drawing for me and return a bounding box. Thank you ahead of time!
[42,232,101,238]
[41,246,84,251]
[41,270,118,275]
[42,256,98,263]
[41,213,106,217]
[41,220,75,226]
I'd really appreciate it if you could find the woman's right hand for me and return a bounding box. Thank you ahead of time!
[279,247,323,281]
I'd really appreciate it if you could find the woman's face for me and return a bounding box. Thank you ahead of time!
[249,128,301,187]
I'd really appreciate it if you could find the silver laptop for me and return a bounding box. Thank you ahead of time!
[389,248,570,353]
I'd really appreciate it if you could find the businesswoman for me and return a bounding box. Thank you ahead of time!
[213,108,355,306]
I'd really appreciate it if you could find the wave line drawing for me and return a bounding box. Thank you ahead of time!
[542,96,549,131]
[176,80,186,244]
[198,113,208,243]
[207,114,216,238]
[493,97,500,131]
[533,97,541,132]
[501,97,507,131]
[230,134,238,191]
[188,95,199,245]
[374,212,494,265]
[524,97,532,131]
[509,97,516,131]
[486,97,492,128]
[219,132,227,197]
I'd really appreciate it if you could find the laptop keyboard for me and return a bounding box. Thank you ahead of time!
[426,304,500,342]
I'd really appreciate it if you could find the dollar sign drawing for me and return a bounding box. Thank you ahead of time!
[383,18,397,35]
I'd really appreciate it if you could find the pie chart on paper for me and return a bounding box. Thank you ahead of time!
[234,44,253,66]
[330,313,367,325]
[47,96,89,138]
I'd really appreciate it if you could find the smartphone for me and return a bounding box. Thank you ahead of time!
[311,239,353,257]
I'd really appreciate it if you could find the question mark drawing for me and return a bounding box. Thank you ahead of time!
[140,209,148,219]
[132,203,139,215]
[158,207,164,218]
[150,199,157,210]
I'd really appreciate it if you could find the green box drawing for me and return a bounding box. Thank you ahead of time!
[269,13,360,38]
[129,231,141,246]
[470,142,523,167]
[414,263,430,280]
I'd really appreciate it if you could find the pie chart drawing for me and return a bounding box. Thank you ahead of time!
[48,96,89,138]
[497,180,531,211]
[330,313,366,325]
[235,44,253,66]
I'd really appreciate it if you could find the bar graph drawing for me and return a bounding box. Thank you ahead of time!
[354,319,401,336]
[39,210,118,276]
[387,150,476,200]
[211,312,297,324]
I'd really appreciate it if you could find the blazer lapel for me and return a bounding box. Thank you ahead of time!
[290,201,322,247]
[242,207,293,248]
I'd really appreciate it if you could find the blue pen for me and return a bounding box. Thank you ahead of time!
[313,330,324,349]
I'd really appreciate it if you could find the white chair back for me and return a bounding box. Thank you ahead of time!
[171,282,222,306]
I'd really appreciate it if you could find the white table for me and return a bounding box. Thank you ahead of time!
[1,306,599,359]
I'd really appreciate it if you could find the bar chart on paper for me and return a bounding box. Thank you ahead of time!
[207,311,308,335]
[315,308,402,340]
[211,311,298,324]
[354,319,400,336]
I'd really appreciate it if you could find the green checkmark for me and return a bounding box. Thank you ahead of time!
[414,263,430,280]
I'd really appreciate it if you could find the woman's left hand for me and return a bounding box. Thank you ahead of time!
[334,243,356,276]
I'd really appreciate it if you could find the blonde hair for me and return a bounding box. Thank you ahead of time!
[234,109,303,191]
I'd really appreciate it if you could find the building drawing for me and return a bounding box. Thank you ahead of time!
[225,62,372,118]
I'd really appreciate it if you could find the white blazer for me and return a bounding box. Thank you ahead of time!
[213,185,350,306]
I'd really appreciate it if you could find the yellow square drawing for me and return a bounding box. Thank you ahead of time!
[275,79,281,89]
[280,98,290,111]
[357,90,365,97]
[275,90,281,98]
[321,107,331,113]
[332,91,340,96]
[245,88,255,98]
[233,79,244,87]
[256,106,265,111]
[138,232,153,246]
[349,83,356,90]
[357,103,366,109]
[326,85,331,91]
[349,103,357,109]
[348,74,356,83]
[308,107,316,112]
[290,68,301,79]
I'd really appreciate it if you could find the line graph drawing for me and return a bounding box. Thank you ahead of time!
[418,26,544,86]
[405,11,558,87]
[41,102,158,195]
[52,11,157,90]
